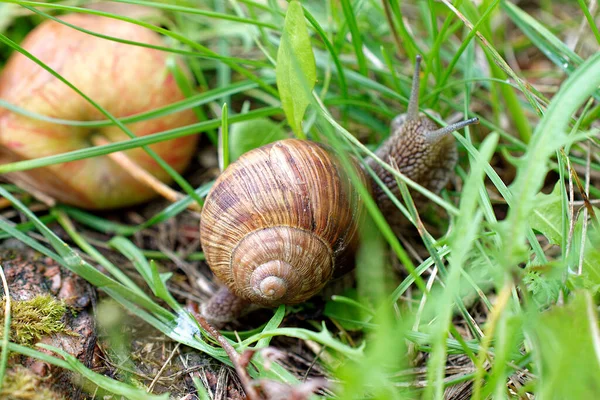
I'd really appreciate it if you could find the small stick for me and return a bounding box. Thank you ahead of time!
[91,136,201,212]
[148,342,180,393]
[381,0,403,58]
[577,142,593,276]
[188,302,261,400]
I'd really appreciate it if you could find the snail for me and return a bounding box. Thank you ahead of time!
[199,56,478,324]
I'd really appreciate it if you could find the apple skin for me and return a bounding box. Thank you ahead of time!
[0,14,199,209]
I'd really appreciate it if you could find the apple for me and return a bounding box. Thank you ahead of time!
[0,13,199,209]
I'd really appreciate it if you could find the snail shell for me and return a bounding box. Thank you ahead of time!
[199,139,368,307]
[198,56,479,324]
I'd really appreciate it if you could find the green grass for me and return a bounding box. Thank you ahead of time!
[0,0,599,398]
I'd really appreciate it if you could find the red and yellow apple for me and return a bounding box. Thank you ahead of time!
[0,14,199,209]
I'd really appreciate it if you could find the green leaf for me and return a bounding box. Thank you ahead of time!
[150,260,182,312]
[255,305,286,348]
[569,224,600,293]
[528,184,564,246]
[229,118,287,162]
[532,291,600,399]
[523,269,562,309]
[276,0,316,138]
[528,184,600,292]
[501,52,600,270]
[109,237,154,292]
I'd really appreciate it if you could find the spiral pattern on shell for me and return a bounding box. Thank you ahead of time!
[200,139,368,307]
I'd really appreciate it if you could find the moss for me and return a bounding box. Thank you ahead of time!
[0,294,68,346]
[0,365,64,400]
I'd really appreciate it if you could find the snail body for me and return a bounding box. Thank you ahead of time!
[199,56,478,323]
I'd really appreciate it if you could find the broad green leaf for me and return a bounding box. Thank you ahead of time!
[528,184,564,246]
[532,291,600,400]
[528,185,600,292]
[276,0,316,138]
[501,52,600,270]
[229,118,287,161]
[569,224,600,293]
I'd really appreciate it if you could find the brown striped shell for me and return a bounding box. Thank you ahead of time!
[199,139,368,307]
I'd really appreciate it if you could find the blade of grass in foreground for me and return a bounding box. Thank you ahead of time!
[424,133,498,400]
[501,52,600,270]
[302,6,348,99]
[38,344,169,399]
[576,0,600,45]
[109,236,183,312]
[0,214,56,240]
[0,107,281,174]
[21,4,269,68]
[0,341,166,398]
[0,187,357,384]
[6,0,279,96]
[55,210,147,297]
[339,0,367,76]
[59,181,212,236]
[0,186,231,361]
[0,79,268,127]
[219,103,230,170]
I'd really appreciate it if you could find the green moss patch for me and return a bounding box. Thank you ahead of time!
[0,365,64,400]
[0,294,68,346]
